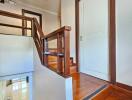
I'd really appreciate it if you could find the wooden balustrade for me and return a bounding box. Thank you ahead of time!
[0,10,71,77]
[0,10,32,36]
[32,18,45,64]
[0,10,32,20]
[43,26,71,76]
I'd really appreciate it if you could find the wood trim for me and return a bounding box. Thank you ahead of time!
[116,82,132,91]
[108,0,116,84]
[75,0,80,72]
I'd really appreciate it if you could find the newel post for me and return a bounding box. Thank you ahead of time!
[64,26,71,76]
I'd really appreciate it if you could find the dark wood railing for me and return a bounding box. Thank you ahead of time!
[44,26,71,76]
[0,10,32,36]
[0,10,71,77]
[33,18,44,63]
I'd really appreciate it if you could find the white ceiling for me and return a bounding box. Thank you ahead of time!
[17,0,60,13]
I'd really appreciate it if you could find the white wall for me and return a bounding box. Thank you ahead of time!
[0,1,60,34]
[79,0,109,80]
[116,0,132,86]
[33,44,73,100]
[61,0,76,62]
[0,34,34,76]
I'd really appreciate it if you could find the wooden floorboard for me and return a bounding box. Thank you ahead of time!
[91,85,132,100]
[71,73,108,100]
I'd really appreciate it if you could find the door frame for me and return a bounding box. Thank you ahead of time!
[75,0,116,84]
[75,0,80,72]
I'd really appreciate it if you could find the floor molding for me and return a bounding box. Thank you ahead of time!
[116,82,132,91]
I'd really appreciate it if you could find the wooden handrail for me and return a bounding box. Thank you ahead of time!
[0,10,32,20]
[32,18,44,64]
[44,26,71,39]
[33,18,44,38]
[44,26,71,76]
[0,23,31,30]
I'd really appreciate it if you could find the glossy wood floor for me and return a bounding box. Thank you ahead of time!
[72,73,108,100]
[92,85,132,100]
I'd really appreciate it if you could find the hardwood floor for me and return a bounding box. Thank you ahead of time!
[72,73,108,100]
[91,85,132,100]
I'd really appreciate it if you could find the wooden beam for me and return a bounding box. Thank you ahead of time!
[109,0,116,84]
[75,0,80,72]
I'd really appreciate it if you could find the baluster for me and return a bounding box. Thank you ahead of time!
[57,33,63,74]
[22,19,27,36]
[31,19,34,37]
[44,38,48,66]
[41,38,44,64]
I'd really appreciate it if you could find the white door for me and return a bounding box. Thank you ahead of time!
[79,0,109,80]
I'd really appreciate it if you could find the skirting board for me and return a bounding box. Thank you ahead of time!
[116,82,132,91]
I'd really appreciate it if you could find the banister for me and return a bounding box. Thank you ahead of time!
[33,18,44,38]
[0,10,32,20]
[0,23,31,30]
[43,26,71,76]
[44,26,71,39]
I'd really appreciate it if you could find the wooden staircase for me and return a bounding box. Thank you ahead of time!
[0,10,77,77]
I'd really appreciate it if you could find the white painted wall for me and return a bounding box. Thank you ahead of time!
[33,44,73,100]
[116,0,132,86]
[61,0,76,62]
[0,1,60,34]
[79,0,109,80]
[0,34,34,76]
